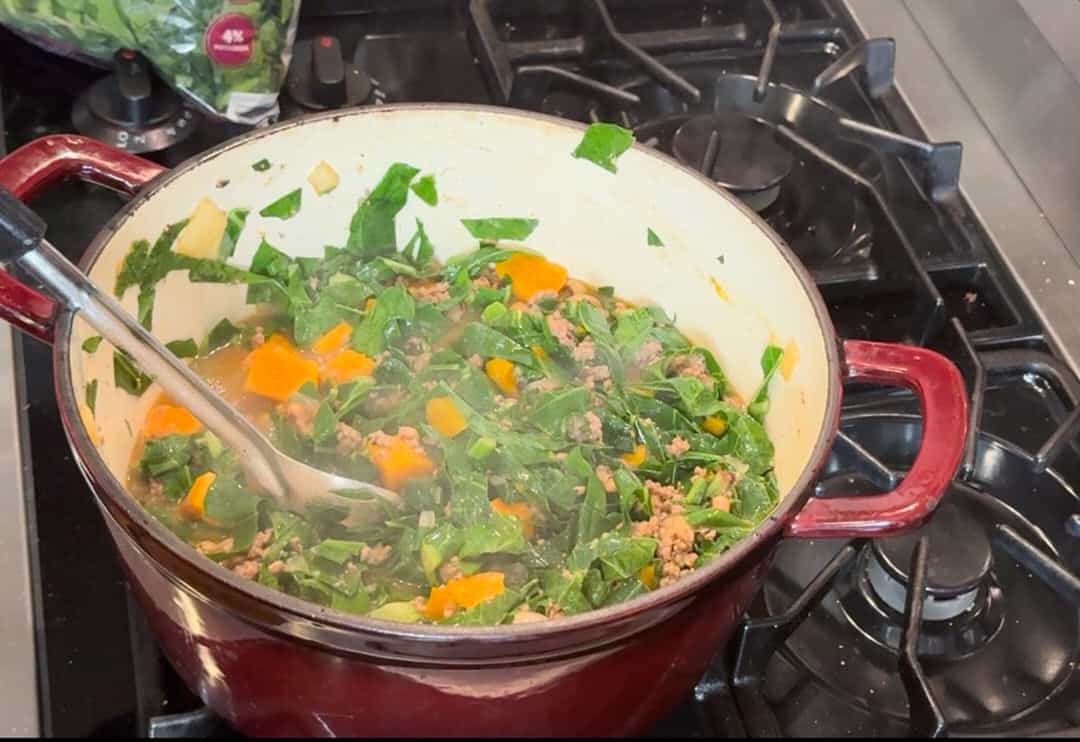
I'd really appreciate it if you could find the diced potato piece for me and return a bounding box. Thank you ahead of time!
[174,197,227,259]
[307,161,340,196]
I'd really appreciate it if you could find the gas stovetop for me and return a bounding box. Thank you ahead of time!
[2,0,1078,737]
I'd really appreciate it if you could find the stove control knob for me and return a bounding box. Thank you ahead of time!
[287,35,373,111]
[71,48,199,154]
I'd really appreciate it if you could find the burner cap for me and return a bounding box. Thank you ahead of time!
[671,112,793,205]
[873,497,993,596]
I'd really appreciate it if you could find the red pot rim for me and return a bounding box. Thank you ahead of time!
[49,104,844,660]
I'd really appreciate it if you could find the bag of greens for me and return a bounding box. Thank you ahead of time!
[0,1,300,125]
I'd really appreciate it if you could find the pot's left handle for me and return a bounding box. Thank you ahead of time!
[0,135,165,343]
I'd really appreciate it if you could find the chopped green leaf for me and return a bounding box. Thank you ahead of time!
[347,163,420,258]
[252,158,272,172]
[748,345,784,421]
[351,285,415,355]
[113,349,153,396]
[410,174,438,206]
[647,228,664,247]
[461,218,539,242]
[205,318,241,353]
[309,538,365,565]
[85,379,98,415]
[218,208,249,259]
[166,338,199,358]
[572,122,635,173]
[259,188,302,220]
[82,336,103,354]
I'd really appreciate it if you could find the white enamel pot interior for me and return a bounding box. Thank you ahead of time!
[60,104,841,642]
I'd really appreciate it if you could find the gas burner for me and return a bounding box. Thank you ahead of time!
[71,49,199,155]
[756,413,1080,731]
[870,496,993,620]
[670,112,793,211]
[834,491,1007,659]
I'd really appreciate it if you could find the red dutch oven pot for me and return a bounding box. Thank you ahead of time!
[0,106,966,736]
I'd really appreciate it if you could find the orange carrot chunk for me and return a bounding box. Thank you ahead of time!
[484,358,518,397]
[491,498,535,539]
[179,472,216,521]
[639,564,657,590]
[243,333,319,401]
[494,253,568,301]
[367,435,436,491]
[423,572,505,620]
[321,349,376,385]
[311,321,353,355]
[143,404,203,438]
[425,396,468,438]
[620,444,647,468]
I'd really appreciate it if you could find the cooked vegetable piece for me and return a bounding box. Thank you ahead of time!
[311,321,353,355]
[321,349,376,385]
[572,123,634,173]
[85,379,98,415]
[621,444,647,467]
[461,218,538,241]
[259,189,302,220]
[143,404,202,438]
[367,433,436,491]
[423,572,506,620]
[179,472,216,521]
[426,397,468,437]
[347,163,419,258]
[114,349,153,396]
[494,253,567,301]
[243,334,319,401]
[307,161,340,195]
[484,358,518,396]
[490,498,535,539]
[82,336,103,354]
[174,198,227,259]
[166,338,199,358]
[410,174,438,206]
[252,159,272,172]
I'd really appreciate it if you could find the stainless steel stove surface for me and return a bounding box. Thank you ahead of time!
[1,0,1078,737]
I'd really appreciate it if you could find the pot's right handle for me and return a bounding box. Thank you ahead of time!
[786,339,968,538]
[0,135,165,343]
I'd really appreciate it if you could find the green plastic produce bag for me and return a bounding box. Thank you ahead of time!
[0,0,300,125]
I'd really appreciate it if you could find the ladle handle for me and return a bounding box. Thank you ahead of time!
[0,186,287,499]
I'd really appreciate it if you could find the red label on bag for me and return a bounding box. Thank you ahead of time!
[205,13,256,66]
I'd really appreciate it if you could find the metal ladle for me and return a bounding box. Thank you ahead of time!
[0,187,401,528]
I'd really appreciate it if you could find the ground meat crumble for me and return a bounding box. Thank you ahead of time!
[360,543,392,565]
[666,435,690,457]
[566,411,603,443]
[546,311,577,349]
[409,281,451,303]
